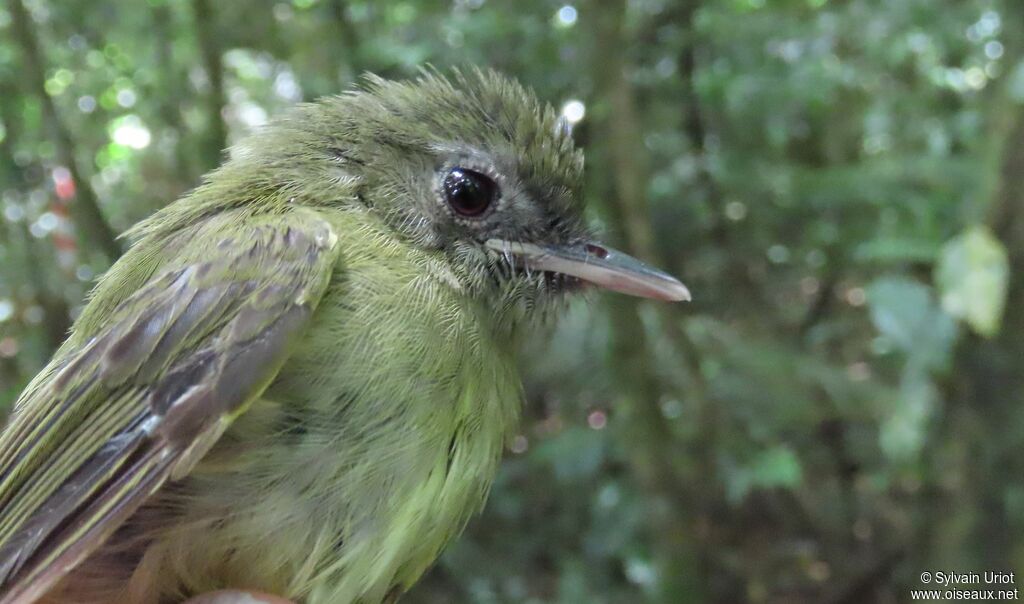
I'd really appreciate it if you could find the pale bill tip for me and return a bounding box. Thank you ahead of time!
[663,280,692,303]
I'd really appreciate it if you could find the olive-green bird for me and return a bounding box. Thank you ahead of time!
[0,70,688,604]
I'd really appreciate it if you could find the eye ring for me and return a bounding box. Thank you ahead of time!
[442,167,499,218]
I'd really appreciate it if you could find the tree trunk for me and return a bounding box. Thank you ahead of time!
[943,0,1024,572]
[585,1,707,600]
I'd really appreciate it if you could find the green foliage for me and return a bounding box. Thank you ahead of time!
[936,225,1009,337]
[868,276,957,371]
[725,444,803,504]
[1,0,1022,602]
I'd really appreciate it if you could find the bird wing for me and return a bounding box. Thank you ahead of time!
[0,208,339,604]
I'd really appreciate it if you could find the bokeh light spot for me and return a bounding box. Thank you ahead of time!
[561,99,585,124]
[556,5,577,27]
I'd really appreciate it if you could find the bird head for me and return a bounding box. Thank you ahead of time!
[235,69,689,319]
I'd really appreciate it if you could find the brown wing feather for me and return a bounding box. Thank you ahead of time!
[0,208,338,603]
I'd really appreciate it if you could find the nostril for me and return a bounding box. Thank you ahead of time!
[584,243,609,259]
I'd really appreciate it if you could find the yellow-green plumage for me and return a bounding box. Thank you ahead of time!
[0,69,687,604]
[177,221,517,596]
[0,70,585,604]
[56,208,519,603]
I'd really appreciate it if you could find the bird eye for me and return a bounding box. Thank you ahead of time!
[442,167,497,218]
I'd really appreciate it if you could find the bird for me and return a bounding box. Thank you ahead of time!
[0,69,688,604]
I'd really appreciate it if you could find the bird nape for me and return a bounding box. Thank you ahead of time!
[0,69,687,604]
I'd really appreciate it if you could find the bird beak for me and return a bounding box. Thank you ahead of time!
[485,239,691,302]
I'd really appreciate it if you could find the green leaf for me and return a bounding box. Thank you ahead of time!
[879,370,936,461]
[751,445,802,486]
[854,237,939,263]
[867,277,957,370]
[726,445,803,503]
[935,226,1009,337]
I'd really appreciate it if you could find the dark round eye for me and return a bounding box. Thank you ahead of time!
[442,167,497,218]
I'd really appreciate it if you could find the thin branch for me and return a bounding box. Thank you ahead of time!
[153,2,194,191]
[327,0,363,82]
[6,0,122,264]
[190,0,228,172]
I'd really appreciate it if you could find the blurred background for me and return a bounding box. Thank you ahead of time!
[1,0,1022,602]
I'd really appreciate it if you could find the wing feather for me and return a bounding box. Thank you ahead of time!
[0,208,339,603]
